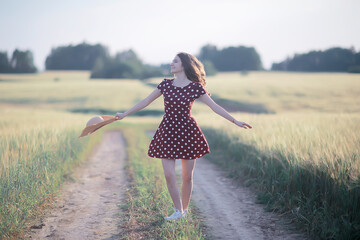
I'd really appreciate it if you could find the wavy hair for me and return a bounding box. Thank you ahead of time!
[176,52,207,87]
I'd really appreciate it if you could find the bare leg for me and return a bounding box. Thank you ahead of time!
[181,159,196,210]
[161,159,183,212]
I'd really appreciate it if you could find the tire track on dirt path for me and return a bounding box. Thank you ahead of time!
[146,130,308,239]
[27,131,128,240]
[183,157,309,240]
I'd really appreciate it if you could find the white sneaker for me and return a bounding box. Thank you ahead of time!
[182,209,189,218]
[164,208,183,221]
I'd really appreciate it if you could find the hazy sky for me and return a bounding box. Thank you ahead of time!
[1,0,359,70]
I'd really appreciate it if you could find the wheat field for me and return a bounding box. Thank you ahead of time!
[1,71,359,239]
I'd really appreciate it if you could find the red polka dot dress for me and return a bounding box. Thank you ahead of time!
[148,78,211,160]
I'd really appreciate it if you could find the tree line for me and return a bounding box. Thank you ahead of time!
[44,42,259,79]
[272,47,360,73]
[0,42,263,77]
[45,43,167,79]
[1,43,359,75]
[47,43,264,78]
[198,44,263,71]
[0,50,37,73]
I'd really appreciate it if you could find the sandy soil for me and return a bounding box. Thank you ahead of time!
[26,131,128,239]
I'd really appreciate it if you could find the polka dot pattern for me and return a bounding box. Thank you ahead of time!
[148,78,210,160]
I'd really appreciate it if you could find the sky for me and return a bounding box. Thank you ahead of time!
[1,0,359,70]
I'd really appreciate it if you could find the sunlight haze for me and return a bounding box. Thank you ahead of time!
[1,0,359,70]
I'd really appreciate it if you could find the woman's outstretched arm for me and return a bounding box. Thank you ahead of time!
[198,94,252,129]
[115,88,162,120]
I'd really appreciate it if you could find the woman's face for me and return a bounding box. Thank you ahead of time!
[170,55,183,74]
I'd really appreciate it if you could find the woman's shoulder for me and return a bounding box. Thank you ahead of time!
[193,81,210,96]
[193,81,204,88]
[160,78,174,85]
[157,78,173,89]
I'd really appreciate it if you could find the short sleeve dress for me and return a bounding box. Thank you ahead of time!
[148,78,211,160]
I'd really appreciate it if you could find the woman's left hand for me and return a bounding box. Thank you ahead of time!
[115,112,126,120]
[233,120,252,129]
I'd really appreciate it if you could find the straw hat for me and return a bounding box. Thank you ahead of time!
[78,115,119,138]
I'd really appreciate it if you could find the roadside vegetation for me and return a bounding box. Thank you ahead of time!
[0,107,99,238]
[200,112,360,239]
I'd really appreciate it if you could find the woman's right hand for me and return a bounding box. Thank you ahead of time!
[233,120,252,129]
[115,112,126,120]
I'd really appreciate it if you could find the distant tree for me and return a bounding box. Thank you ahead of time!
[10,49,37,73]
[159,63,171,76]
[216,46,262,71]
[348,52,360,73]
[348,65,360,73]
[90,49,163,79]
[45,42,108,70]
[271,57,291,71]
[198,44,218,63]
[141,64,164,79]
[198,44,263,71]
[272,47,360,72]
[321,48,354,71]
[114,49,143,77]
[114,49,140,62]
[287,51,322,71]
[354,52,360,65]
[0,51,12,73]
[202,60,217,76]
[91,57,136,79]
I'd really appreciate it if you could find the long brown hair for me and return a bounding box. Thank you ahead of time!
[176,52,207,87]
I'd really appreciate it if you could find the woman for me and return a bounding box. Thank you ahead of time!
[115,52,252,221]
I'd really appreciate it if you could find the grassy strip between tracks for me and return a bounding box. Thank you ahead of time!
[119,123,207,239]
[202,127,360,240]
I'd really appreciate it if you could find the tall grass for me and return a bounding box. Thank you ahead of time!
[196,111,360,239]
[0,107,101,238]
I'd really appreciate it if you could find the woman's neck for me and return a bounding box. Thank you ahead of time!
[174,72,190,83]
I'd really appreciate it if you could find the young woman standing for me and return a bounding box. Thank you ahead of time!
[115,52,252,221]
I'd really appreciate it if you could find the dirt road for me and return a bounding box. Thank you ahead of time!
[178,158,308,239]
[27,130,307,239]
[28,131,128,239]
